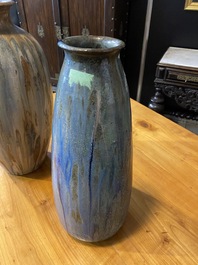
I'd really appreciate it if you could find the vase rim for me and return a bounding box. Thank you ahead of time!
[58,35,125,54]
[0,0,14,6]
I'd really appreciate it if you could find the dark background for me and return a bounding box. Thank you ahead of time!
[125,0,198,106]
[10,0,198,107]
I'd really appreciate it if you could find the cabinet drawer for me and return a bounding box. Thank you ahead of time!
[166,69,198,85]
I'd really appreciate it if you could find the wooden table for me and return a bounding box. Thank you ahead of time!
[1,99,198,265]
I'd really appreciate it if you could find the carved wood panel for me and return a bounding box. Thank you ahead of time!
[163,85,198,113]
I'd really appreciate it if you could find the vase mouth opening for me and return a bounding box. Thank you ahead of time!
[58,35,125,54]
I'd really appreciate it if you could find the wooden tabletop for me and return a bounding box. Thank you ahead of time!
[1,99,198,265]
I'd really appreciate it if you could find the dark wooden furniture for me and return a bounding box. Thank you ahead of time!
[14,0,62,85]
[149,47,198,122]
[14,0,130,85]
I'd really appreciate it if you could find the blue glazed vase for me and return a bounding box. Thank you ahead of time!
[52,35,132,242]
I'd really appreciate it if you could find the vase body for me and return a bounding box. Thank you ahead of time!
[52,35,132,242]
[0,1,52,175]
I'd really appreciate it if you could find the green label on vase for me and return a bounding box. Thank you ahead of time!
[69,69,93,89]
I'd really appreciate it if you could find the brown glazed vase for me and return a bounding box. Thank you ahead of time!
[0,1,52,175]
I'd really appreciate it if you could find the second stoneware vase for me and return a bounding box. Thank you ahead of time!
[52,35,132,242]
[0,1,52,175]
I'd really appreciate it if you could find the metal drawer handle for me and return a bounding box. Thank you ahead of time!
[82,26,89,36]
[37,23,45,38]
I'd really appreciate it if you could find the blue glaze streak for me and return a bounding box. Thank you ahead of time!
[88,140,94,210]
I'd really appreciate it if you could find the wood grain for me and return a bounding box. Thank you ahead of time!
[0,97,198,264]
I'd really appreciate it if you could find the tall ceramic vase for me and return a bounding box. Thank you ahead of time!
[52,35,132,242]
[0,1,52,175]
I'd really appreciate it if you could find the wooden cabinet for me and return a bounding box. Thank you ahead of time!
[15,0,130,85]
[15,0,62,85]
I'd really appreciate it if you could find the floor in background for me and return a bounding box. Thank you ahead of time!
[165,114,198,135]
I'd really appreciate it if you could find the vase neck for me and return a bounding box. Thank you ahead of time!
[0,3,13,28]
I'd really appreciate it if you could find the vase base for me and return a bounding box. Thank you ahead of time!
[3,156,47,176]
[65,222,125,243]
